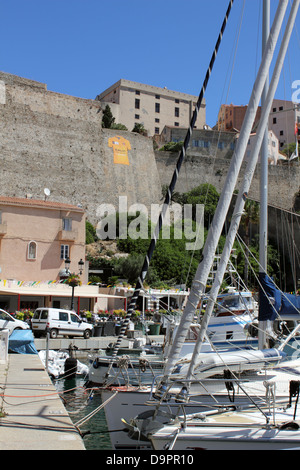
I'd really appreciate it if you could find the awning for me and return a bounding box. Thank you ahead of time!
[0,283,125,299]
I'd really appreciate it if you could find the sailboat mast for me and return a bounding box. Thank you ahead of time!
[183,0,300,385]
[258,0,270,349]
[160,0,289,381]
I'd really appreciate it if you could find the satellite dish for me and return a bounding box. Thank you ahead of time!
[44,188,50,200]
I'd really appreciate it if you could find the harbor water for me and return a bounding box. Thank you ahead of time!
[54,365,112,450]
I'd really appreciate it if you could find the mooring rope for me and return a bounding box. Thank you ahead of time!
[74,390,118,429]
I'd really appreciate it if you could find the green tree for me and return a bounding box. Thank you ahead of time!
[102,105,115,128]
[86,220,98,244]
[159,141,184,152]
[240,200,259,283]
[132,123,147,135]
[112,123,128,130]
[182,183,220,228]
[114,254,159,285]
[281,142,296,158]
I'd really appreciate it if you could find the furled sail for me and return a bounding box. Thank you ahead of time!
[160,0,289,382]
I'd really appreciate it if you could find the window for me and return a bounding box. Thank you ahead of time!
[218,141,225,150]
[62,218,72,231]
[279,106,283,111]
[155,118,160,123]
[155,94,160,99]
[155,103,160,113]
[280,130,284,136]
[60,244,69,260]
[135,99,140,109]
[135,90,140,95]
[71,313,80,323]
[28,241,37,260]
[175,107,179,117]
[195,140,210,148]
[135,114,140,119]
[192,140,199,147]
[174,122,179,127]
[59,311,68,322]
[155,127,160,134]
[273,107,277,112]
[175,99,179,104]
[41,310,48,320]
[273,117,277,124]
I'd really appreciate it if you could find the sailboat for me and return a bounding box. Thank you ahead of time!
[116,0,300,450]
[86,257,260,388]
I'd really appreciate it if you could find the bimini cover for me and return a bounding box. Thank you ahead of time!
[259,273,300,321]
[8,330,38,354]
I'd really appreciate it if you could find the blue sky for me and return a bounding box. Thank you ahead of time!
[0,0,299,126]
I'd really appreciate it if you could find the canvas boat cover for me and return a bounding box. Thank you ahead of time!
[259,273,300,321]
[8,330,38,354]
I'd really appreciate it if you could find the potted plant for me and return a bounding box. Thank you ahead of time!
[66,273,82,287]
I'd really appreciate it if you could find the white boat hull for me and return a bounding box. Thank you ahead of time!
[87,311,259,386]
[149,408,300,450]
[101,357,300,449]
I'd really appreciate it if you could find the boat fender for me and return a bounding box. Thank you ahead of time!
[64,357,78,378]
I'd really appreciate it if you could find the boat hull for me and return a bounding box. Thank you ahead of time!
[100,357,300,449]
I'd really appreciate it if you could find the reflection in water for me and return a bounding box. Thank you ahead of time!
[54,368,112,450]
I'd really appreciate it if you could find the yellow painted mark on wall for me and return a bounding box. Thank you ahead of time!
[108,135,131,165]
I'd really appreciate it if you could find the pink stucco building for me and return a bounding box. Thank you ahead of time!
[0,196,92,312]
[0,196,86,282]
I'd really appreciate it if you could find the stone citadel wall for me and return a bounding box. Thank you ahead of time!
[0,72,162,224]
[155,152,300,211]
[0,72,299,229]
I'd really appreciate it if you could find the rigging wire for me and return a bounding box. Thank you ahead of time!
[236,232,300,350]
[106,0,236,366]
[181,0,246,288]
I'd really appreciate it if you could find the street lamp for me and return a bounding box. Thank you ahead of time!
[78,258,84,275]
[64,257,71,274]
[64,257,84,311]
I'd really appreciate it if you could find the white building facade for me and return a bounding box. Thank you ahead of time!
[96,79,206,137]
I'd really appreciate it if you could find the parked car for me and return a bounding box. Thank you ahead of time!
[0,309,30,335]
[31,308,93,339]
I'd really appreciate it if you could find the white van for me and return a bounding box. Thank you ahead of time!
[32,308,93,339]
